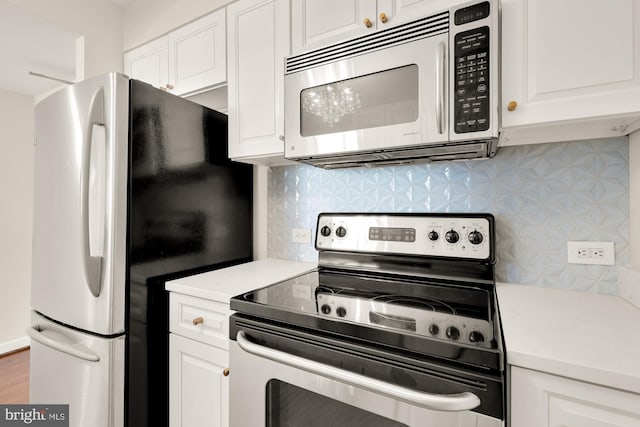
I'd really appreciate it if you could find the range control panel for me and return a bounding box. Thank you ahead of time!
[316,213,493,261]
[316,292,493,348]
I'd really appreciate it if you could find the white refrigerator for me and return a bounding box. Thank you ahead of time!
[28,73,253,427]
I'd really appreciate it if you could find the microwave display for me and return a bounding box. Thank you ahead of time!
[300,65,419,137]
[454,1,490,25]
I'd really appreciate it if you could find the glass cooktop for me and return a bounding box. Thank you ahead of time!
[234,268,497,350]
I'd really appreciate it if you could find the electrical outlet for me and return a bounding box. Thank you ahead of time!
[567,241,615,265]
[292,228,312,244]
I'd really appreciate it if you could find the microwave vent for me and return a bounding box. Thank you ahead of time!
[285,11,449,74]
[292,140,498,169]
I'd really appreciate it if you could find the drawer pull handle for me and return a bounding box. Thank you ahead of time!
[192,316,204,326]
[223,368,230,377]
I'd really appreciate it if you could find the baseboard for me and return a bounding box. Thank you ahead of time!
[0,336,30,356]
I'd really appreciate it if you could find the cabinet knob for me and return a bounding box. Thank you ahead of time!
[278,135,285,142]
[165,83,175,90]
[159,86,168,91]
[379,13,388,23]
[363,18,373,28]
[507,100,518,111]
[223,368,230,377]
[192,316,204,326]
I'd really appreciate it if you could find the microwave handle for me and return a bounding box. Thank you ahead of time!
[435,41,446,134]
[236,331,481,412]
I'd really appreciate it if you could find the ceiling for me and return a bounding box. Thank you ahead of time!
[0,1,80,97]
[110,0,133,7]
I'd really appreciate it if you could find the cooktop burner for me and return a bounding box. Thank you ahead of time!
[231,213,502,370]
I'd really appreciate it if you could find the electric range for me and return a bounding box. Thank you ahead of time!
[230,213,506,425]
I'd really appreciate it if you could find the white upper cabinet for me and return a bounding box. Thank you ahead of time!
[501,0,640,145]
[292,0,449,55]
[227,0,293,165]
[292,0,375,54]
[124,37,169,90]
[168,9,226,95]
[124,9,226,96]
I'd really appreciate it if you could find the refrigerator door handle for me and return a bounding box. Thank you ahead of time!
[82,88,106,298]
[27,326,100,362]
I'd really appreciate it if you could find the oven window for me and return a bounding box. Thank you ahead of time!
[266,379,408,427]
[300,65,419,137]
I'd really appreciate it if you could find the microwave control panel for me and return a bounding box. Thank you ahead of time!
[453,26,490,134]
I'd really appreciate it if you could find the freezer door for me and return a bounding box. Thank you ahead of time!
[28,311,125,427]
[32,73,129,335]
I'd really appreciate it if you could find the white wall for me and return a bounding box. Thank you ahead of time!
[0,0,123,353]
[123,0,233,50]
[8,0,124,78]
[630,131,639,268]
[0,89,34,353]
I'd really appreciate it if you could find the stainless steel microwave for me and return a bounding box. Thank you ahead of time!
[284,0,499,169]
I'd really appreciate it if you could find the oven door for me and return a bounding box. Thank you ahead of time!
[284,32,449,161]
[230,328,503,427]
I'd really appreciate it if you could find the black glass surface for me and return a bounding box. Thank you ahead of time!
[243,269,492,322]
[266,380,408,427]
[126,80,253,427]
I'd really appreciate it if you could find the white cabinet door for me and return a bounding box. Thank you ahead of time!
[511,367,640,427]
[227,0,292,164]
[501,0,640,144]
[291,0,376,54]
[170,334,229,427]
[292,0,449,55]
[168,9,227,96]
[378,0,452,27]
[124,37,169,90]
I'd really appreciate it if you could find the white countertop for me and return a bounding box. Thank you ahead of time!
[497,283,640,394]
[165,258,316,304]
[167,259,640,394]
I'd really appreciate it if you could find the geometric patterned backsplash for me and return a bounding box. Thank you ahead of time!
[267,137,629,295]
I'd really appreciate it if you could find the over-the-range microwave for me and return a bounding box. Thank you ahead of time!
[284,0,499,169]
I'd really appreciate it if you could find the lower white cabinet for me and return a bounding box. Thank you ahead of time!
[511,366,640,427]
[169,293,230,427]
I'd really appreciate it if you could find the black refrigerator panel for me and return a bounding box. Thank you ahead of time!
[126,79,253,427]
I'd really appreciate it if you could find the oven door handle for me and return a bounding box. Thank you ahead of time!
[236,331,481,412]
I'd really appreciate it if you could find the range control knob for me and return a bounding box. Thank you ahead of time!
[428,324,440,336]
[446,326,460,341]
[428,231,439,241]
[469,331,485,343]
[336,306,347,318]
[336,226,347,238]
[320,226,332,237]
[320,304,331,315]
[468,230,484,245]
[445,230,460,244]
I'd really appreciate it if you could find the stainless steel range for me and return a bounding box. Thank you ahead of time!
[230,213,505,426]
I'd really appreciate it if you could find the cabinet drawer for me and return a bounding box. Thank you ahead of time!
[511,366,640,427]
[170,293,231,350]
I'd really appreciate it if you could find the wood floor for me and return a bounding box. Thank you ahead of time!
[0,348,29,403]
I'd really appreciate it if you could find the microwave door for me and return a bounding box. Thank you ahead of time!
[284,33,449,160]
